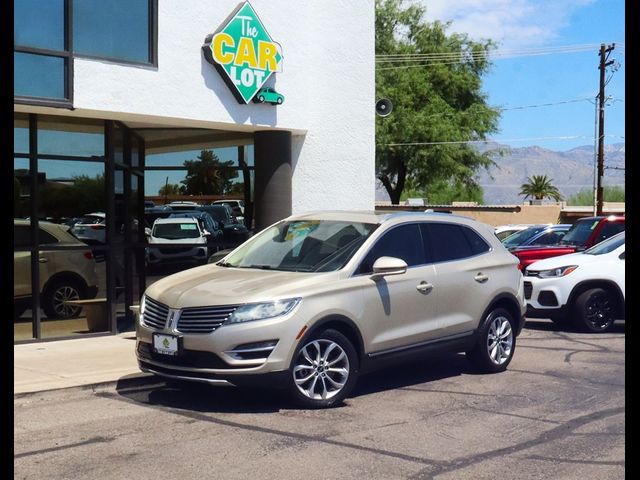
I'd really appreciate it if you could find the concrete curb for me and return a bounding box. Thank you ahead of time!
[14,373,161,399]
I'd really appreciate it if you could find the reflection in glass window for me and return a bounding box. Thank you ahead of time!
[14,0,65,50]
[73,0,150,63]
[14,113,29,154]
[14,158,31,219]
[14,249,35,341]
[36,160,106,222]
[37,116,104,157]
[146,146,242,167]
[14,52,65,99]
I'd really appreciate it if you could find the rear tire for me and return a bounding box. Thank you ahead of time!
[287,329,358,409]
[572,288,616,333]
[466,307,516,373]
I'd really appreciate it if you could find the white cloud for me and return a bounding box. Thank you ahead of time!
[418,0,594,48]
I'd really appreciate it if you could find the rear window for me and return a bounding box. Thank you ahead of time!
[423,223,473,262]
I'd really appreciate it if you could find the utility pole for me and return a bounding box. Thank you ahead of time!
[596,43,615,215]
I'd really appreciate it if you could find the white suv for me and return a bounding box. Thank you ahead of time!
[524,231,625,332]
[146,217,209,268]
[136,211,526,408]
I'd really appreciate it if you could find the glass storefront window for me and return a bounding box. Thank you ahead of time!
[14,158,31,220]
[36,160,106,225]
[14,113,29,154]
[73,0,151,63]
[14,249,35,341]
[37,116,104,157]
[14,0,65,50]
[39,247,108,338]
[14,52,66,100]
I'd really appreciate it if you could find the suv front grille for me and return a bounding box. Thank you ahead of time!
[177,305,239,333]
[523,281,533,300]
[143,297,169,329]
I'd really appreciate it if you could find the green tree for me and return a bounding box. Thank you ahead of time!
[566,186,625,205]
[519,175,563,202]
[376,0,501,204]
[401,178,484,204]
[181,150,237,195]
[158,183,181,196]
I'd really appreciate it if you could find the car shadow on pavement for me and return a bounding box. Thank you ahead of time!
[523,319,625,334]
[115,379,289,414]
[352,351,475,398]
[114,351,478,413]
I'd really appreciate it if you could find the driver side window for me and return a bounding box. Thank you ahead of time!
[358,224,425,274]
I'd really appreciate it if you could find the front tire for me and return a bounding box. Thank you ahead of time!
[42,278,86,319]
[288,329,358,408]
[572,288,616,333]
[466,307,516,373]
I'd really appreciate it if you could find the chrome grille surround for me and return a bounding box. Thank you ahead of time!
[143,297,170,330]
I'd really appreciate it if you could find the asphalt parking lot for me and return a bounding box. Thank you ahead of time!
[14,319,624,480]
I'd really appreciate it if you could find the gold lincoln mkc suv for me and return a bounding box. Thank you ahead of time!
[136,211,526,408]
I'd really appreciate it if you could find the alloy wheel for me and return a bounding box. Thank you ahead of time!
[486,315,513,365]
[585,292,613,330]
[52,285,81,318]
[293,339,350,400]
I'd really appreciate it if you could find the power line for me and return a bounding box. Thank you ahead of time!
[380,135,591,147]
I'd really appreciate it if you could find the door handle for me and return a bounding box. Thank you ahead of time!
[38,257,48,263]
[474,273,489,283]
[416,281,434,294]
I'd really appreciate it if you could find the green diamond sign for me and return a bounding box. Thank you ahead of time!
[203,1,283,104]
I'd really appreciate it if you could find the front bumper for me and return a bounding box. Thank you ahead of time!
[135,305,304,385]
[524,276,570,315]
[147,246,208,264]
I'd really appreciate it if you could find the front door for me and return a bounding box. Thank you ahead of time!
[356,223,440,353]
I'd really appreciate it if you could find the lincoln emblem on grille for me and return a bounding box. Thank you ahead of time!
[167,309,180,330]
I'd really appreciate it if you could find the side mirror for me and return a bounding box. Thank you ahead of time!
[144,227,151,238]
[371,256,408,279]
[203,230,211,236]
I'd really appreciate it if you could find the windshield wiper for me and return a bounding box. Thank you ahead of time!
[217,261,233,267]
[245,264,275,270]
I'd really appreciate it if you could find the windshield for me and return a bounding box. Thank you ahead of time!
[222,220,378,272]
[584,232,625,255]
[502,226,546,247]
[152,222,201,239]
[560,219,599,246]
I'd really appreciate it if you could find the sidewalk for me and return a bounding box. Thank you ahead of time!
[14,332,151,395]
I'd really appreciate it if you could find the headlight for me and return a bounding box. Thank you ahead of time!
[226,298,301,324]
[538,265,578,278]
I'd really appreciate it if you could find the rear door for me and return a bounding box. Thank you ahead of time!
[422,222,493,336]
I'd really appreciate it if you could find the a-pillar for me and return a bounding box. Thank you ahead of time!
[253,130,292,231]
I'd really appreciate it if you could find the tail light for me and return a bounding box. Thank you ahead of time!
[83,251,94,259]
[90,224,105,230]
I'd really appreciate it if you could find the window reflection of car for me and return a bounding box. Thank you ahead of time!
[195,205,249,245]
[211,199,244,222]
[70,212,106,244]
[168,211,224,246]
[502,224,571,249]
[146,218,210,268]
[14,220,99,320]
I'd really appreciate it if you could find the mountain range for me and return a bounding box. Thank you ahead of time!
[375,143,625,205]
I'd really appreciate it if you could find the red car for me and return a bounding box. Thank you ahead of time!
[510,216,625,270]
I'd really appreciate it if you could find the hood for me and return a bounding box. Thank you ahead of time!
[149,236,205,244]
[527,251,599,271]
[144,264,341,308]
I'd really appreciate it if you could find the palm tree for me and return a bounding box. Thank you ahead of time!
[519,175,563,202]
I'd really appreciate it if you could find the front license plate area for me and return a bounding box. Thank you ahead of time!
[153,333,182,356]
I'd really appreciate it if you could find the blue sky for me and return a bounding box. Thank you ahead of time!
[421,0,625,151]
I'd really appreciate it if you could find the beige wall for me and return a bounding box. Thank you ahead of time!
[452,205,562,226]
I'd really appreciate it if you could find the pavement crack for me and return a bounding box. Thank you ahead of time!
[408,406,625,479]
[95,391,443,468]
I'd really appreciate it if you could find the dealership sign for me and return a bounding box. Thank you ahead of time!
[203,2,283,104]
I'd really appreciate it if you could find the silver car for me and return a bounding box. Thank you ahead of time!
[136,211,526,408]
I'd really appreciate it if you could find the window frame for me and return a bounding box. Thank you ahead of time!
[14,0,158,107]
